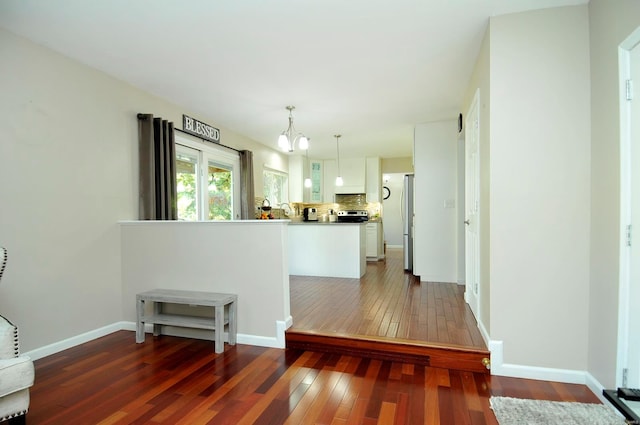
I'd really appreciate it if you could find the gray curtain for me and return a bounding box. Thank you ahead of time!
[137,113,177,220]
[239,150,255,219]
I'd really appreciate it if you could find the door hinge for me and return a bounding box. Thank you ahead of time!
[474,282,479,294]
[626,224,632,247]
[626,79,634,101]
[623,368,629,387]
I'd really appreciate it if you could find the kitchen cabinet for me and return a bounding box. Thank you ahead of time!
[366,156,382,202]
[322,156,380,200]
[323,159,337,202]
[335,157,366,194]
[288,155,308,203]
[289,156,322,203]
[289,222,366,278]
[366,222,384,260]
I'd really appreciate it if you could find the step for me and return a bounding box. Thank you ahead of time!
[285,330,491,374]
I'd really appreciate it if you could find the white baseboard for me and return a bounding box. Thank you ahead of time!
[488,338,607,391]
[585,372,609,404]
[24,321,128,361]
[24,319,293,360]
[386,244,403,249]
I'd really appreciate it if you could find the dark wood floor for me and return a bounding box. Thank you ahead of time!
[287,248,490,372]
[23,248,604,424]
[27,331,601,425]
[289,248,485,349]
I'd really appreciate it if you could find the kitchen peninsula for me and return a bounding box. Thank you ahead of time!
[288,222,366,278]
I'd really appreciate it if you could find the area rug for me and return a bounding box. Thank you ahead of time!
[490,396,626,425]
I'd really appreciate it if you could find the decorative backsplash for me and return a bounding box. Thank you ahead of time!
[255,194,382,220]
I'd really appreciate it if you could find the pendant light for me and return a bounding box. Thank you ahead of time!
[304,144,312,188]
[334,134,343,186]
[277,106,309,152]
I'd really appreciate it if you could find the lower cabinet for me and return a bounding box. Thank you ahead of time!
[366,222,384,260]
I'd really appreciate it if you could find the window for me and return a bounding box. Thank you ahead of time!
[263,168,289,207]
[176,148,199,221]
[175,133,240,221]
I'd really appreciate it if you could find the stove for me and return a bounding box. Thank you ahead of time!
[337,210,369,223]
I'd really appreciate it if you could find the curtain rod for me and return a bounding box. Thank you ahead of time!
[174,127,241,153]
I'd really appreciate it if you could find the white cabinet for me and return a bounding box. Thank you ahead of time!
[323,159,337,202]
[289,156,322,203]
[288,155,307,203]
[366,222,384,260]
[323,156,380,200]
[335,157,366,194]
[366,156,381,202]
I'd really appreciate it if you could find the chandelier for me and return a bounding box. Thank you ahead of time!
[277,106,309,152]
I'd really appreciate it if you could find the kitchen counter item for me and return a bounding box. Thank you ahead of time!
[303,207,318,221]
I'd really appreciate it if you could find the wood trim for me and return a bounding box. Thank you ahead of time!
[286,330,490,374]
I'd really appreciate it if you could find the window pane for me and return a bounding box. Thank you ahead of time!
[208,162,232,220]
[263,170,289,206]
[176,151,198,221]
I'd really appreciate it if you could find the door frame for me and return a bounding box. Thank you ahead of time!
[617,26,640,388]
[464,89,481,320]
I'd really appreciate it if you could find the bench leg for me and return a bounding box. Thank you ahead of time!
[136,298,145,343]
[214,305,224,353]
[228,300,237,346]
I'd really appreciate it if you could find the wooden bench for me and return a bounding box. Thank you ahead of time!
[136,289,237,353]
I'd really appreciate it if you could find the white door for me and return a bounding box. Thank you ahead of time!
[465,90,481,319]
[620,29,640,389]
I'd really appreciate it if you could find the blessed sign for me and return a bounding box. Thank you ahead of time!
[183,115,220,143]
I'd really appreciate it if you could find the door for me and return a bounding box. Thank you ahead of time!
[619,29,640,389]
[465,90,480,319]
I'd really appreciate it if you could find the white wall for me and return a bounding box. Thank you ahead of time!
[0,28,288,352]
[489,6,591,370]
[413,120,459,282]
[120,221,291,346]
[588,0,640,388]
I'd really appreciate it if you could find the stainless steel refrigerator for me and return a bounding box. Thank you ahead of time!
[402,174,414,271]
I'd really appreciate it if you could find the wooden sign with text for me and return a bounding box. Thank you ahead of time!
[183,115,220,143]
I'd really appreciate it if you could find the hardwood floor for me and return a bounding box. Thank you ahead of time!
[23,248,604,424]
[27,331,601,425]
[287,248,490,372]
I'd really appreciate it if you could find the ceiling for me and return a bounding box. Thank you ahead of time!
[0,0,587,160]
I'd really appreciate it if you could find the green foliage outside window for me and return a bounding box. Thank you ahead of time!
[208,168,232,220]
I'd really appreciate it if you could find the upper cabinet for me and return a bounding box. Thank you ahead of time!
[288,155,308,203]
[291,155,381,203]
[366,156,382,202]
[322,159,337,202]
[335,157,366,194]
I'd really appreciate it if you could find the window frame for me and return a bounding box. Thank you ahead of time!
[263,166,290,207]
[175,133,241,221]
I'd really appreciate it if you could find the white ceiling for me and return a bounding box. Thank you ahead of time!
[0,0,587,160]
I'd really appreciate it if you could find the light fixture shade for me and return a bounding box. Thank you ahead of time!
[277,106,309,152]
[304,178,312,188]
[336,176,344,186]
[278,133,289,151]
